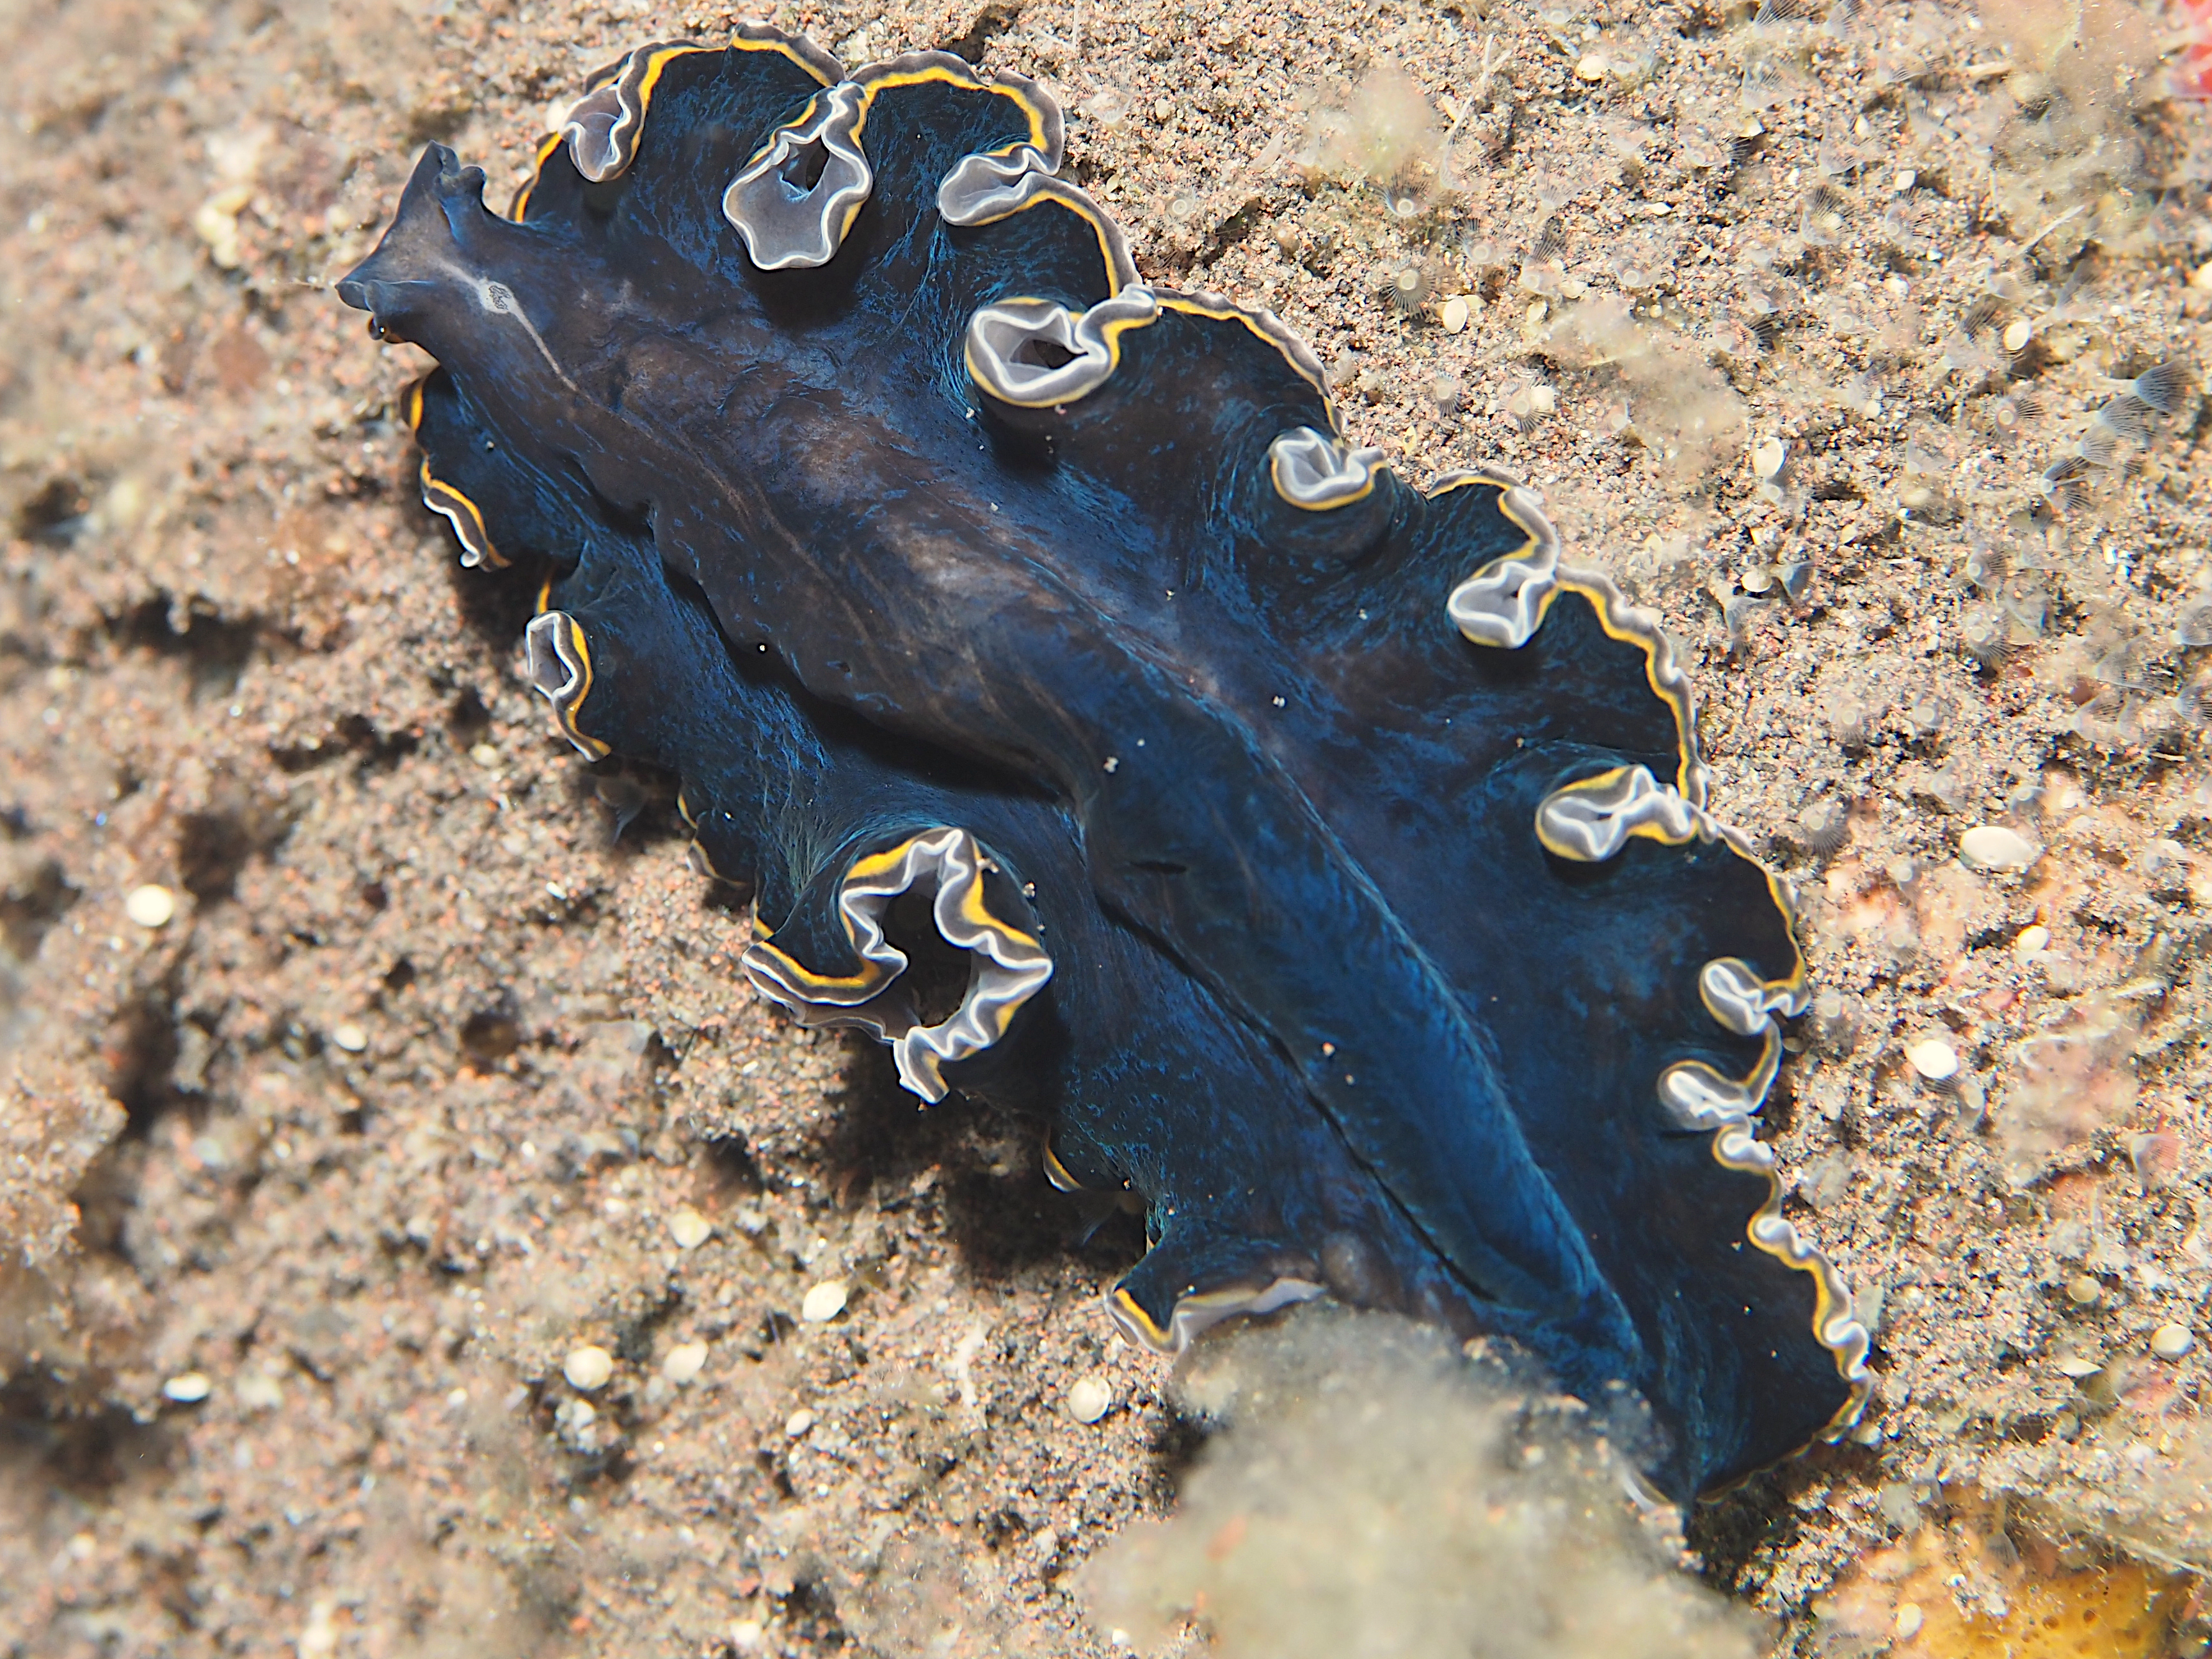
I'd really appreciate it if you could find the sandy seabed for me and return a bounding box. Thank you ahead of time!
[4,0,2212,1654]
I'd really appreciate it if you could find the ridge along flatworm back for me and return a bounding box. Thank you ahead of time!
[339,24,1869,1498]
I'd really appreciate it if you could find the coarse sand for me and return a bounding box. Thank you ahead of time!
[4,1,2212,1654]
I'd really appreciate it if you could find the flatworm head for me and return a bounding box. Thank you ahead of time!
[341,28,1867,1496]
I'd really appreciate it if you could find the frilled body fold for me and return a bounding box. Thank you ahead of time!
[341,28,1868,1496]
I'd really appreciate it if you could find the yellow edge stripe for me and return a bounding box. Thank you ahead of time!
[1110,1286,1171,1348]
[954,865,1043,951]
[1041,1140,1087,1192]
[688,838,727,881]
[1495,500,1836,1441]
[726,30,838,87]
[981,293,1336,416]
[849,59,1051,157]
[961,298,1150,410]
[1156,296,1332,401]
[767,828,1045,993]
[514,34,837,223]
[947,174,1129,294]
[1710,1114,1875,1459]
[747,937,888,997]
[844,840,919,881]
[1516,543,1810,997]
[410,373,510,571]
[419,462,507,569]
[1555,573,1697,801]
[1432,471,1812,1009]
[1530,766,1675,858]
[849,831,1044,950]
[757,831,917,997]
[511,133,564,221]
[1272,444,1377,512]
[554,619,611,757]
[623,43,699,141]
[1112,1281,1292,1353]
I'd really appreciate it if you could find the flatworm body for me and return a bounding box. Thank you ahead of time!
[342,27,1868,1496]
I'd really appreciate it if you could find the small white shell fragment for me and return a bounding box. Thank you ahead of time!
[730,1621,766,1652]
[668,1206,712,1250]
[2012,924,2051,961]
[1894,1605,1925,1642]
[1904,1038,1959,1083]
[2151,1322,2195,1360]
[662,1340,709,1383]
[2053,1353,2104,1379]
[785,1407,816,1438]
[1065,1375,1114,1424]
[125,883,177,928]
[1440,295,1470,335]
[1751,437,1786,480]
[2003,318,2033,353]
[162,1371,212,1403]
[2064,1272,2102,1307]
[1890,168,1916,193]
[193,185,252,268]
[1575,54,1608,81]
[801,1280,849,1323]
[563,1344,615,1391]
[1959,824,2041,872]
[331,1022,369,1054]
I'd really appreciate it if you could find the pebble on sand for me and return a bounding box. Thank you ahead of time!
[800,1280,849,1322]
[662,1341,709,1383]
[563,1345,615,1391]
[331,1022,369,1054]
[125,883,177,928]
[1066,1375,1114,1424]
[1904,1038,1959,1083]
[162,1372,211,1403]
[1958,824,2041,872]
[668,1206,713,1249]
[2151,1322,2195,1360]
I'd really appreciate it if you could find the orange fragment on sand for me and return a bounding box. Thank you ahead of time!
[1816,1512,2184,1659]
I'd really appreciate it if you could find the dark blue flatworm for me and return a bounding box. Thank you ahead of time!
[340,26,1868,1496]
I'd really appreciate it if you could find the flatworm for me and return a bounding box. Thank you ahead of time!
[341,26,1869,1496]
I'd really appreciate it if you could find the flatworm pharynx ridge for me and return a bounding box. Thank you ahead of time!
[339,24,1869,1497]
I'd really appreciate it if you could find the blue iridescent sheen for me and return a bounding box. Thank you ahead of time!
[339,26,1866,1495]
